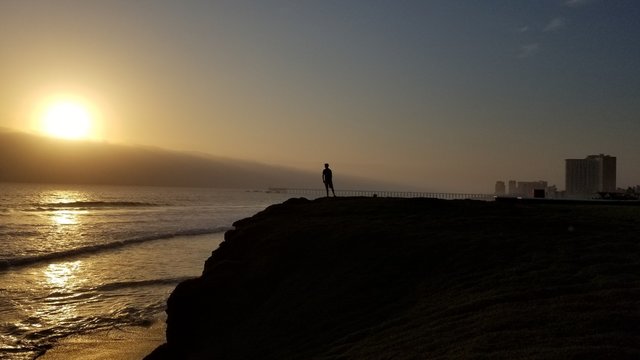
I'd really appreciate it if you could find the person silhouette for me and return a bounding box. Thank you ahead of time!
[322,163,336,197]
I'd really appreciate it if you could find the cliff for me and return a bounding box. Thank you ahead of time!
[146,197,640,359]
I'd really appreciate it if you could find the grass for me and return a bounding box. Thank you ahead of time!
[149,197,640,359]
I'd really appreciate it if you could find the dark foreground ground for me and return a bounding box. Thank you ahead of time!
[146,197,640,359]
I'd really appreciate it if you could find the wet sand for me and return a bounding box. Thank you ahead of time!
[38,321,164,360]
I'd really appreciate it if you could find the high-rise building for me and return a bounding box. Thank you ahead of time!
[565,154,616,195]
[494,181,506,195]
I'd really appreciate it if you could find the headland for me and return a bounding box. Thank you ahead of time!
[146,196,640,359]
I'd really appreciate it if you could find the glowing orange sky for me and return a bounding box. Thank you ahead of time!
[1,1,639,192]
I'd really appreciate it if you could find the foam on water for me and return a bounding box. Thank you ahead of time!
[0,226,230,269]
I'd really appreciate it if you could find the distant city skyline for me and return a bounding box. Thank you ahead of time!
[495,153,629,198]
[2,1,640,192]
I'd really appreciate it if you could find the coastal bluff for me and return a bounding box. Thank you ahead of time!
[146,197,640,359]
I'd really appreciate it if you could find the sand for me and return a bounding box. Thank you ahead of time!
[38,321,165,360]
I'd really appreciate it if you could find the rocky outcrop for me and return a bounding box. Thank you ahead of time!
[146,197,640,359]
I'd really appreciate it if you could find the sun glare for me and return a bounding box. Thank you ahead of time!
[42,102,93,140]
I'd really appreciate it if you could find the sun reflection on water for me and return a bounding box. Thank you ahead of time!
[30,260,95,333]
[52,211,80,226]
[41,189,90,205]
[44,261,83,289]
[39,190,92,250]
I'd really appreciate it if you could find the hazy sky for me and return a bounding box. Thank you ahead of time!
[1,0,639,192]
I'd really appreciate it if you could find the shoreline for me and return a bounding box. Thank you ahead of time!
[37,320,165,360]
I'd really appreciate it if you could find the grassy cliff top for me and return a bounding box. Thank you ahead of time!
[148,197,640,360]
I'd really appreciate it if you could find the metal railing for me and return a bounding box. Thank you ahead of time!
[267,188,495,201]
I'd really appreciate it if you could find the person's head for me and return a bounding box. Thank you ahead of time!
[324,163,329,169]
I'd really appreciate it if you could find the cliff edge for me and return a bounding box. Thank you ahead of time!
[146,197,640,359]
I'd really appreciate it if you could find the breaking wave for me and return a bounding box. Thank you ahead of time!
[94,277,194,292]
[29,201,161,211]
[0,226,231,270]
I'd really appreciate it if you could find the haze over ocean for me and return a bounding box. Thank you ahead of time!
[1,1,639,192]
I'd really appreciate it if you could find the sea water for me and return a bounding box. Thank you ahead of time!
[0,183,295,359]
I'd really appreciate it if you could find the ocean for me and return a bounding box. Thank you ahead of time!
[0,183,295,359]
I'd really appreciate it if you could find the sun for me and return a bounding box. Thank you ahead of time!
[42,101,93,140]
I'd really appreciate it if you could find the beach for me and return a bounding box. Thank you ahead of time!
[0,184,292,359]
[38,322,164,360]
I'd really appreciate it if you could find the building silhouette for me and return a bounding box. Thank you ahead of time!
[507,180,549,198]
[495,179,556,198]
[565,154,616,196]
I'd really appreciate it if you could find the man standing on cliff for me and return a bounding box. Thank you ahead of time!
[322,163,336,197]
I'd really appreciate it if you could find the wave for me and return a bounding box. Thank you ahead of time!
[39,277,192,299]
[27,201,161,211]
[94,277,194,292]
[0,229,40,237]
[0,226,231,270]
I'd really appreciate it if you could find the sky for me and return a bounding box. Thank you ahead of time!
[1,0,639,193]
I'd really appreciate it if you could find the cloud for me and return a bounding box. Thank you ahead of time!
[517,43,540,58]
[517,26,529,33]
[544,17,565,32]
